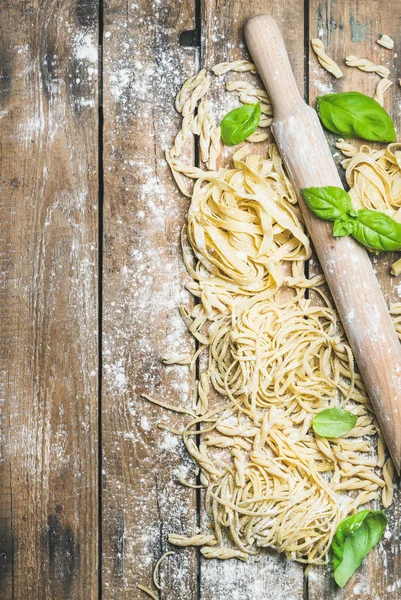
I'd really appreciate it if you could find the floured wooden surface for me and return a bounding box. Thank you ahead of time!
[0,1,99,598]
[1,0,400,598]
[102,0,198,598]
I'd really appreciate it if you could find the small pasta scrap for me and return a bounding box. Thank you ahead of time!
[335,138,359,160]
[212,60,257,75]
[153,552,175,590]
[200,547,249,562]
[311,39,343,78]
[391,258,401,276]
[374,78,392,106]
[168,533,217,547]
[138,585,158,600]
[162,353,192,365]
[377,34,394,50]
[345,55,390,78]
[382,458,395,508]
[246,131,269,143]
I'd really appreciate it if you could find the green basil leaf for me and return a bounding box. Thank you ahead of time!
[312,407,357,438]
[220,103,261,146]
[333,218,355,237]
[332,510,387,588]
[301,186,352,221]
[352,209,401,251]
[317,92,396,142]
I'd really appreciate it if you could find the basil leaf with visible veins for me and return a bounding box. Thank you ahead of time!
[332,510,387,588]
[312,407,357,438]
[333,218,355,237]
[220,103,261,146]
[301,186,352,221]
[352,209,401,251]
[317,92,396,142]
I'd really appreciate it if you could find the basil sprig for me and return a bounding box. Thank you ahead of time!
[220,103,261,146]
[317,92,396,142]
[301,186,401,251]
[332,510,387,587]
[312,407,357,438]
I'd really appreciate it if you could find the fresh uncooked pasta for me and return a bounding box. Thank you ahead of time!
[345,55,390,78]
[137,584,158,600]
[382,458,394,507]
[374,78,392,106]
[162,353,192,365]
[336,141,401,277]
[168,533,217,546]
[153,552,175,590]
[311,39,343,78]
[212,60,257,75]
[377,34,394,50]
[144,65,396,575]
[208,125,221,171]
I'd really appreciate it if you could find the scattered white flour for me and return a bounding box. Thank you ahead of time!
[73,31,97,63]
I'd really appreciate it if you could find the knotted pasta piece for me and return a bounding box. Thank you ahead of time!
[382,458,394,507]
[168,533,217,547]
[175,69,208,113]
[311,39,343,78]
[212,60,257,75]
[345,55,390,78]
[162,353,192,365]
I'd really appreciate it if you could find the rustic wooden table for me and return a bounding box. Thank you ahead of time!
[1,0,401,598]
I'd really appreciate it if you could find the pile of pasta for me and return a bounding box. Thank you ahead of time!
[336,138,401,275]
[146,62,396,570]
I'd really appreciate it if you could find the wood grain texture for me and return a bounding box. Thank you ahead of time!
[198,3,306,599]
[308,1,401,598]
[101,1,198,598]
[0,1,99,599]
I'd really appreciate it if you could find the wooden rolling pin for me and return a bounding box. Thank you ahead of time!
[245,14,401,474]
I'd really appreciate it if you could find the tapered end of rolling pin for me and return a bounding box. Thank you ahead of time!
[245,15,304,119]
[245,14,401,475]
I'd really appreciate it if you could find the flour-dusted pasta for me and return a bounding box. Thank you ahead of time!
[374,78,392,106]
[382,458,395,507]
[377,34,394,50]
[201,547,249,561]
[175,69,208,113]
[162,352,192,365]
[137,585,158,600]
[311,39,343,78]
[153,552,175,590]
[168,533,217,546]
[196,100,214,162]
[212,60,257,75]
[207,125,221,171]
[345,55,390,78]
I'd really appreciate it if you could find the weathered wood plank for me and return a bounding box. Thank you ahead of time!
[0,1,99,598]
[308,1,401,598]
[101,1,198,598]
[198,2,306,598]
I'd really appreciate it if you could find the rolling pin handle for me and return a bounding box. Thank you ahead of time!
[245,14,304,119]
